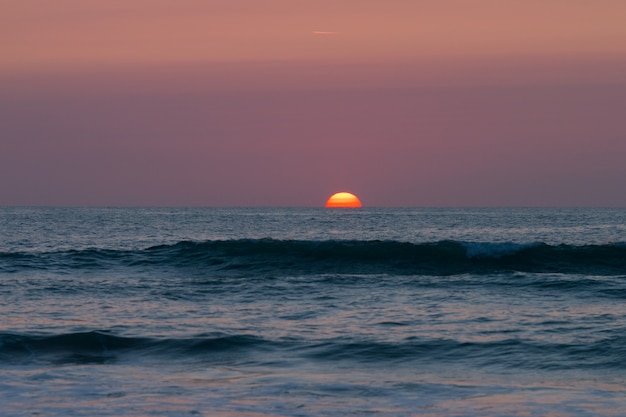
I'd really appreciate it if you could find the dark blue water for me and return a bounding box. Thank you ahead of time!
[1,207,626,416]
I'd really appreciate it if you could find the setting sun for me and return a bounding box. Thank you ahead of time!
[325,192,362,208]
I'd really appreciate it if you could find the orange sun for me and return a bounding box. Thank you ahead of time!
[325,192,362,208]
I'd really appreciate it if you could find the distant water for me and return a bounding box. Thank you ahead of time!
[1,207,626,417]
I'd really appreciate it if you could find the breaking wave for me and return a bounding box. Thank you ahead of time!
[2,239,626,276]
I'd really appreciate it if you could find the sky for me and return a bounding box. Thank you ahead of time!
[2,0,626,207]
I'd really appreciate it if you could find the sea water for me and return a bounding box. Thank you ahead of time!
[1,207,626,416]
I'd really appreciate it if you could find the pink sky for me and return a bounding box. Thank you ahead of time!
[2,0,626,206]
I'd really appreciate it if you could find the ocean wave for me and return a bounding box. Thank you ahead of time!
[2,330,625,370]
[1,239,626,275]
[305,336,626,370]
[0,331,271,365]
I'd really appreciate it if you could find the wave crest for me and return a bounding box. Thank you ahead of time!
[3,331,626,370]
[2,239,626,275]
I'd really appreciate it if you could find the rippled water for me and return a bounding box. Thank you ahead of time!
[1,207,626,416]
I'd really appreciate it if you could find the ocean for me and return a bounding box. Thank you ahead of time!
[1,207,626,416]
